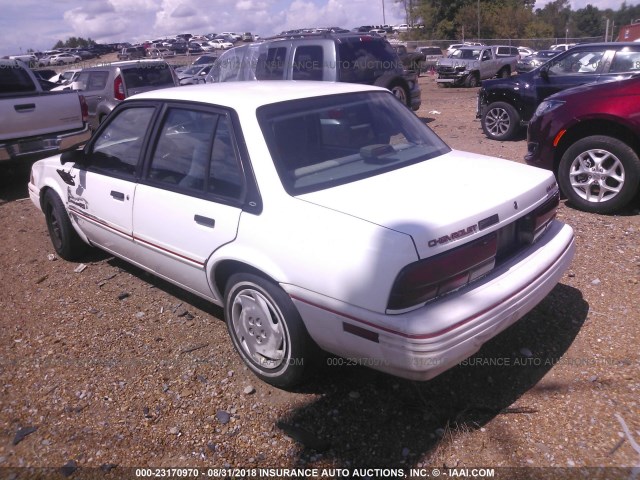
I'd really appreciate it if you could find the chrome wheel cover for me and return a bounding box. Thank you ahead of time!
[230,287,286,370]
[484,107,510,137]
[569,148,625,204]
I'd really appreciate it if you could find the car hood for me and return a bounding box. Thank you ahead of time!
[298,150,557,259]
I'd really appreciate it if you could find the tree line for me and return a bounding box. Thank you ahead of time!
[396,0,640,40]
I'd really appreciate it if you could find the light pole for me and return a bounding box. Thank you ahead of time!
[382,0,386,25]
[477,0,481,42]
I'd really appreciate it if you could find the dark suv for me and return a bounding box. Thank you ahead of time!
[477,42,640,140]
[205,32,421,111]
[525,74,640,214]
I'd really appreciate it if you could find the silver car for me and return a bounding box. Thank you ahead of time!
[72,60,179,128]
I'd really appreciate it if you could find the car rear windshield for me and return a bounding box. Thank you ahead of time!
[258,91,450,195]
[0,64,36,94]
[122,66,175,88]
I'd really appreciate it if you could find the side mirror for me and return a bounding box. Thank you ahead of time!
[60,149,85,165]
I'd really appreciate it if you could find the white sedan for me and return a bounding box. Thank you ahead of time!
[28,82,575,388]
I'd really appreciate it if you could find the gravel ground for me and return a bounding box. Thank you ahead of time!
[0,72,639,478]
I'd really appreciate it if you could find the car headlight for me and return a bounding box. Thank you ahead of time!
[534,99,566,118]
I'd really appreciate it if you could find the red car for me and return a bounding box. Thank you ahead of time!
[525,74,640,214]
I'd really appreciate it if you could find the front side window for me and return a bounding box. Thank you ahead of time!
[259,91,450,195]
[547,49,606,75]
[90,107,155,177]
[338,40,400,83]
[147,107,244,200]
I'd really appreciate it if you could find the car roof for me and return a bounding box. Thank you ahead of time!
[130,81,387,109]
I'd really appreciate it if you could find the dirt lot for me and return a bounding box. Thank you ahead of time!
[1,73,639,478]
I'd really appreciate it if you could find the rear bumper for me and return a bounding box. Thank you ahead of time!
[0,124,90,162]
[288,220,575,381]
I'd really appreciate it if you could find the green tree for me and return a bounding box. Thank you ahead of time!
[534,0,571,37]
[572,5,604,37]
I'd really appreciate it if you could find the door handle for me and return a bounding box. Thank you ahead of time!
[194,215,215,228]
[14,103,36,112]
[110,190,125,201]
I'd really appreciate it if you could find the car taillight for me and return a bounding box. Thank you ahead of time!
[114,75,125,101]
[78,94,89,123]
[388,232,498,311]
[518,192,559,244]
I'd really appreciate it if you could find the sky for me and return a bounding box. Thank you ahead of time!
[0,0,633,57]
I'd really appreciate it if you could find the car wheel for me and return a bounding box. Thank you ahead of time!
[481,101,521,140]
[558,135,640,214]
[464,72,479,88]
[498,67,510,78]
[224,273,317,388]
[374,76,410,108]
[43,190,87,261]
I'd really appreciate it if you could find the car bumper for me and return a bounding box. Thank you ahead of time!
[0,124,91,162]
[287,220,575,381]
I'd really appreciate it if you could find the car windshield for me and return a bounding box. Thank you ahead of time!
[258,91,450,195]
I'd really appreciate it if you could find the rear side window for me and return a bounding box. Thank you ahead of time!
[337,39,400,83]
[0,64,36,94]
[255,47,288,80]
[122,65,175,88]
[293,46,324,81]
[147,108,244,200]
[609,48,640,73]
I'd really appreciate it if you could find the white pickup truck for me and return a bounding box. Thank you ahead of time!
[0,59,90,162]
[435,45,519,87]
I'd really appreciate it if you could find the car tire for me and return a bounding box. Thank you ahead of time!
[464,72,479,88]
[375,76,410,108]
[497,67,510,78]
[558,135,640,214]
[481,101,521,140]
[43,190,87,261]
[224,272,317,388]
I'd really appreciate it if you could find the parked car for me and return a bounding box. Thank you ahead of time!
[436,45,519,87]
[209,39,234,50]
[369,28,387,37]
[170,41,188,54]
[517,47,535,57]
[525,74,640,214]
[416,46,443,71]
[241,32,254,42]
[178,64,213,85]
[71,60,179,127]
[0,59,89,162]
[446,42,484,56]
[117,46,146,60]
[550,43,576,51]
[49,53,81,65]
[206,32,421,111]
[49,68,81,85]
[28,81,575,387]
[477,42,640,141]
[516,49,561,73]
[148,47,176,58]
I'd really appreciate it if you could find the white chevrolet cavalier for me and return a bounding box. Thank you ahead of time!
[29,82,575,387]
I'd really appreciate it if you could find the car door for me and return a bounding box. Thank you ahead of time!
[536,46,608,101]
[133,105,245,300]
[67,104,156,260]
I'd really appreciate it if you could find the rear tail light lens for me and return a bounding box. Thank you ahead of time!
[78,94,89,123]
[388,232,498,311]
[114,75,125,101]
[518,192,559,244]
